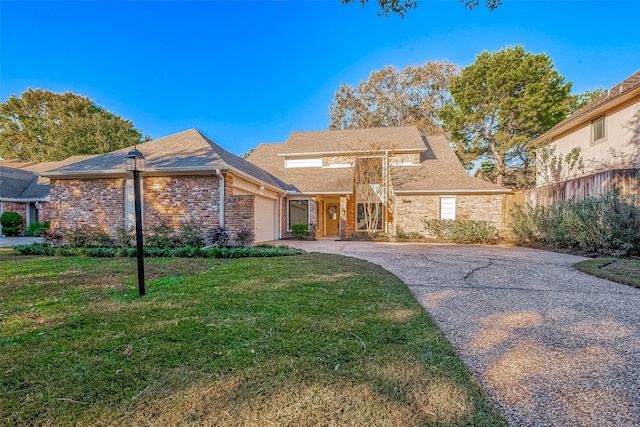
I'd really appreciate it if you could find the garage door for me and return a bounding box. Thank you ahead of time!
[254,195,276,243]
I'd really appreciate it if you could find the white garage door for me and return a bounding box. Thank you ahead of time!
[254,196,276,243]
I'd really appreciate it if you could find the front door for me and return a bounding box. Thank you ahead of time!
[326,204,339,235]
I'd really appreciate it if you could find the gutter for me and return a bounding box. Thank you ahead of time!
[0,195,51,203]
[216,169,225,227]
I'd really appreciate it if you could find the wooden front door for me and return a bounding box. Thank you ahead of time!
[326,203,339,235]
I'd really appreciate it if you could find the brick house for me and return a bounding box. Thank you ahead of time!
[44,129,286,243]
[0,165,49,233]
[43,126,509,243]
[247,126,510,238]
[0,156,97,234]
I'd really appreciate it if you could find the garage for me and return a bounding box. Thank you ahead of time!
[253,195,277,243]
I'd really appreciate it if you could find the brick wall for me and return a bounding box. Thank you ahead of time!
[394,194,504,235]
[225,195,254,239]
[143,175,221,230]
[50,178,125,233]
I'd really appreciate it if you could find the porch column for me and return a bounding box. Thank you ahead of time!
[339,196,348,240]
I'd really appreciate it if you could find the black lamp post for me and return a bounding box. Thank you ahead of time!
[126,147,146,297]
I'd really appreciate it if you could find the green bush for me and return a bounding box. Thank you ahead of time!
[396,230,424,240]
[144,221,177,248]
[177,220,205,248]
[13,243,304,259]
[423,219,499,244]
[23,221,50,237]
[63,225,113,248]
[511,190,640,256]
[291,223,309,239]
[0,212,24,236]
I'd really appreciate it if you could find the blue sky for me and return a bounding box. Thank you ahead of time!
[1,0,639,156]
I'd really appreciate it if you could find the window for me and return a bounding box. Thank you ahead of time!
[592,116,606,143]
[288,199,309,230]
[440,196,456,220]
[357,203,383,230]
[285,158,322,168]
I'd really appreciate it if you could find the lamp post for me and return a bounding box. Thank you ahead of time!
[126,147,146,297]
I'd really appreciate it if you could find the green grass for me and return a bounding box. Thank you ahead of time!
[0,248,506,426]
[574,258,640,288]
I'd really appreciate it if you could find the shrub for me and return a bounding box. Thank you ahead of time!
[511,190,640,256]
[291,223,309,239]
[207,225,230,247]
[423,219,499,244]
[62,225,113,248]
[0,212,24,236]
[145,221,177,248]
[235,227,255,247]
[42,229,64,247]
[177,220,205,248]
[23,221,50,237]
[396,230,424,240]
[113,225,135,249]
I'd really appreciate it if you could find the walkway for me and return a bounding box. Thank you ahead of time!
[0,236,43,247]
[282,240,640,427]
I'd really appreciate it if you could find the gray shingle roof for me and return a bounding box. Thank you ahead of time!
[0,166,49,200]
[45,129,287,190]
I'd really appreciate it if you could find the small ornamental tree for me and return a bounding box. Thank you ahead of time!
[0,211,24,236]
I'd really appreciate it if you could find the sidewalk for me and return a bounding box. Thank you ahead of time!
[0,236,44,247]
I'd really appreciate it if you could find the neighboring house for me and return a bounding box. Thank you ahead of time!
[43,129,287,243]
[247,126,510,239]
[534,70,640,186]
[0,166,49,233]
[0,156,97,232]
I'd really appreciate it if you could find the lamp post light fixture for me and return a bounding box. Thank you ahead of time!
[126,147,146,297]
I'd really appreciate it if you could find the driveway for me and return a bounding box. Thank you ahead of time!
[282,240,640,427]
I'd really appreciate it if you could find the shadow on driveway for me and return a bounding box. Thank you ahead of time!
[280,240,640,427]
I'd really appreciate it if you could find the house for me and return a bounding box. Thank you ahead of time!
[41,126,509,243]
[247,126,510,239]
[534,70,640,186]
[0,156,97,232]
[43,129,286,243]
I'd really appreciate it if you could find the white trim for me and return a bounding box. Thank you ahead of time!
[278,148,422,157]
[394,189,509,194]
[285,158,322,168]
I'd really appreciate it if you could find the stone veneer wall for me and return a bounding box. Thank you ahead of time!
[394,194,504,235]
[49,178,125,233]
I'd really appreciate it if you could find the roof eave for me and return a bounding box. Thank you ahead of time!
[531,86,640,147]
[278,148,424,157]
[394,188,510,194]
[1,195,51,202]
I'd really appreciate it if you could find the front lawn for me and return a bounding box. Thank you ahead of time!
[0,248,505,426]
[574,258,640,288]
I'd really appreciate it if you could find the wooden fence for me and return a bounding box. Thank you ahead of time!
[524,168,640,207]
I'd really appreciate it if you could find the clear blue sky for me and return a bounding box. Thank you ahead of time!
[1,0,639,156]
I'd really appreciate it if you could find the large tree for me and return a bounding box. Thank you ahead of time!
[439,46,572,187]
[340,0,502,17]
[0,89,147,162]
[329,61,458,135]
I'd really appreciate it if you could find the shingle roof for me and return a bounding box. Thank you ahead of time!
[0,166,49,200]
[280,126,428,155]
[45,129,287,190]
[247,129,507,194]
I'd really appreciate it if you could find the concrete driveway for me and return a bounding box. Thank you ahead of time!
[283,240,640,427]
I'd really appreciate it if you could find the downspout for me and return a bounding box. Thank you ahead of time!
[216,169,225,227]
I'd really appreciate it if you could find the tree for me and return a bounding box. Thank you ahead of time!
[329,61,458,135]
[569,87,606,113]
[0,89,147,162]
[439,46,572,187]
[340,0,501,17]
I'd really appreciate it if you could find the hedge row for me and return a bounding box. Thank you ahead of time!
[13,243,303,259]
